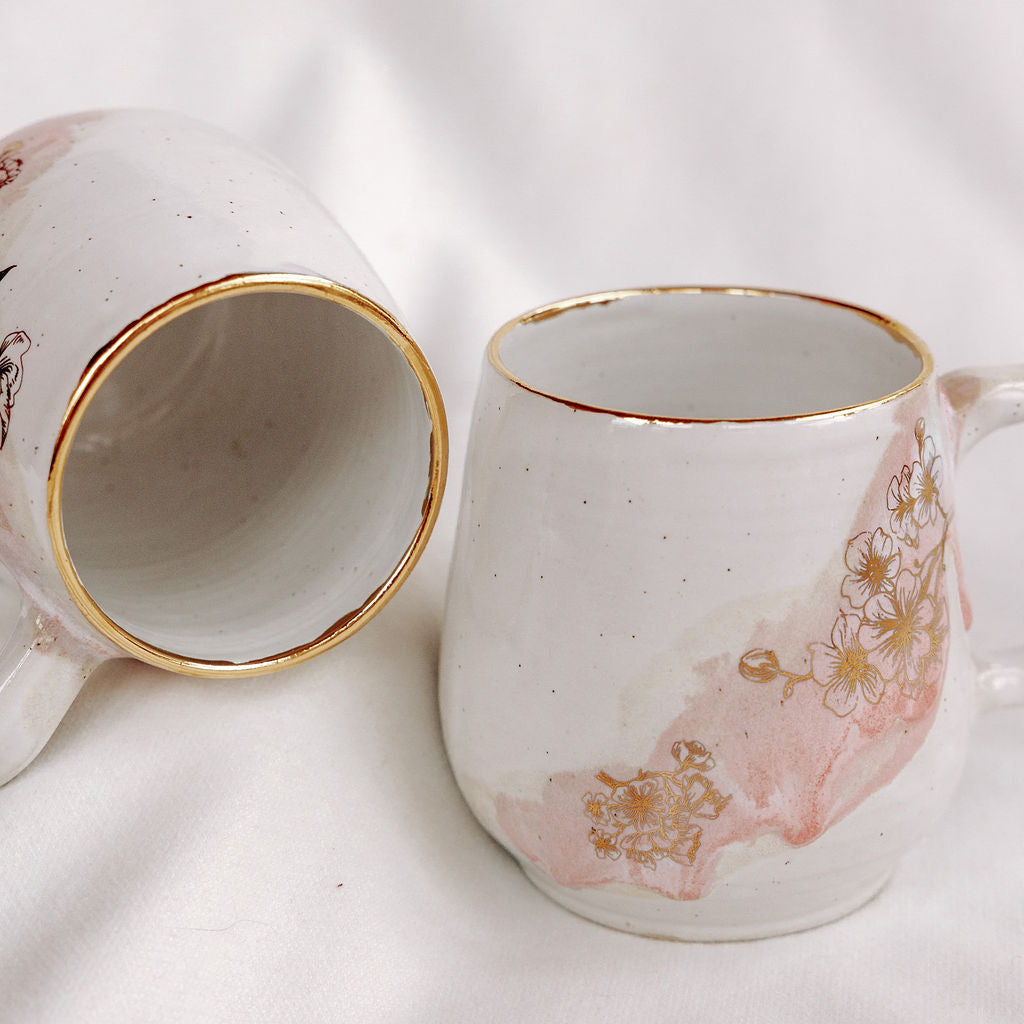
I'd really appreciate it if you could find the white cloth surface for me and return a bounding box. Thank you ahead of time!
[3,1,1024,1019]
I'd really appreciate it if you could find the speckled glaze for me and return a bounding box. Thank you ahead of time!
[0,110,446,785]
[439,288,1024,940]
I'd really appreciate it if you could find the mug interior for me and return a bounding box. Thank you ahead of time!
[494,289,928,420]
[57,283,439,667]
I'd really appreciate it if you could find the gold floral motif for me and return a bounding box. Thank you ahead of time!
[583,739,731,869]
[739,419,950,716]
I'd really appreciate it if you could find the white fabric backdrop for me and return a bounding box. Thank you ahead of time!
[3,1,1023,1019]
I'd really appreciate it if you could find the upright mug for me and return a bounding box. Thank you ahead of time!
[0,110,447,785]
[440,287,1023,940]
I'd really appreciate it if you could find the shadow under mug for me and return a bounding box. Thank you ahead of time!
[0,110,446,784]
[440,286,1023,940]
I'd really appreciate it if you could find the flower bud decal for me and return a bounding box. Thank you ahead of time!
[738,648,781,683]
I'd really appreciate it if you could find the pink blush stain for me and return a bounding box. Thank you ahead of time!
[682,649,942,856]
[495,410,956,901]
[948,527,972,632]
[0,111,102,209]
[496,623,944,902]
[496,651,941,901]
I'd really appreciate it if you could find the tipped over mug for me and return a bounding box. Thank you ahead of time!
[439,286,1023,940]
[0,110,447,784]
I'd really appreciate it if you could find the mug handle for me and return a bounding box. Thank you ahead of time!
[0,603,107,785]
[941,364,1024,711]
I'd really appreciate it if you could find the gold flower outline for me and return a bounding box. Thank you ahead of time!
[583,739,731,870]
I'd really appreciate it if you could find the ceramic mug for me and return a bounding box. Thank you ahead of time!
[439,286,1023,940]
[0,110,446,785]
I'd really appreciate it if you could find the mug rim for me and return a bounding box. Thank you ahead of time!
[488,286,934,424]
[46,272,448,677]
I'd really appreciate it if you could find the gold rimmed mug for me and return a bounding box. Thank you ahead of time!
[0,110,446,783]
[439,286,1023,940]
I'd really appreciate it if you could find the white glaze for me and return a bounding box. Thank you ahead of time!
[439,288,1022,940]
[0,110,446,783]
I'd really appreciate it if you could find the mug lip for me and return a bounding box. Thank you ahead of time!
[488,285,934,424]
[46,272,448,678]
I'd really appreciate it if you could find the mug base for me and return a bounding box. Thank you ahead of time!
[520,861,893,942]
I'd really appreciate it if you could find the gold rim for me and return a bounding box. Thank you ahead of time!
[489,286,933,424]
[47,273,448,677]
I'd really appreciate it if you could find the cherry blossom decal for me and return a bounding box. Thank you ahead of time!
[583,740,731,870]
[739,419,949,717]
[0,329,30,448]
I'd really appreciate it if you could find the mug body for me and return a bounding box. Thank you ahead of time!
[0,110,446,674]
[440,288,971,940]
